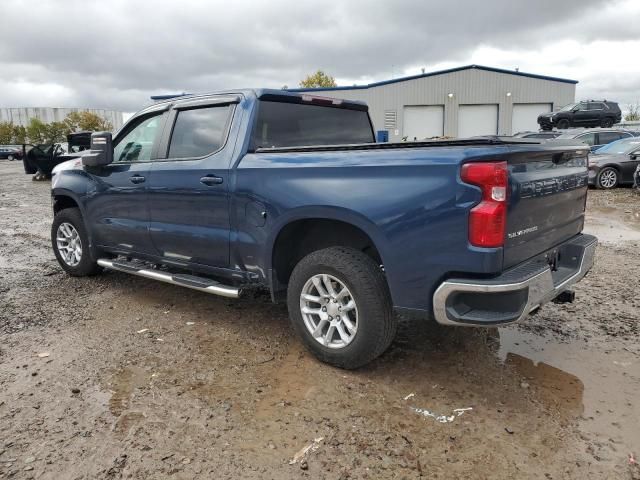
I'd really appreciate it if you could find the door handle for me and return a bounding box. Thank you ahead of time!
[129,175,145,184]
[200,175,223,186]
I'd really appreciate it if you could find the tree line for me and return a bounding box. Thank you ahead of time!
[0,111,113,145]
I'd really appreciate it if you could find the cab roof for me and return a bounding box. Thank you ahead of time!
[149,88,368,110]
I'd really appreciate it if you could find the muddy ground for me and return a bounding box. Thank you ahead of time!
[0,160,639,479]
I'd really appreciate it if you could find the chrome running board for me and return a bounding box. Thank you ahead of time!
[97,259,241,299]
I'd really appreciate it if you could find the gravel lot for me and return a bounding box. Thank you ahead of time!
[1,160,639,479]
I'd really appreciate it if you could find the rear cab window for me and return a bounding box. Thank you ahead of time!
[251,99,374,149]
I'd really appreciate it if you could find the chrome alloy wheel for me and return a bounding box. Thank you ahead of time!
[300,274,358,349]
[600,169,617,188]
[56,222,82,267]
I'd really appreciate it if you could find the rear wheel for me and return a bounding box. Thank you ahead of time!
[7,154,14,161]
[287,247,396,369]
[600,117,614,128]
[51,208,101,276]
[597,167,619,189]
[557,119,570,129]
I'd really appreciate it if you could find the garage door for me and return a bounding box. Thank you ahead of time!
[512,103,552,134]
[403,105,444,140]
[457,104,498,138]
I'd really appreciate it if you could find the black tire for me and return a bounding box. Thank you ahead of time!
[600,117,614,128]
[8,154,14,161]
[596,167,619,189]
[51,207,102,276]
[287,246,396,369]
[557,119,570,129]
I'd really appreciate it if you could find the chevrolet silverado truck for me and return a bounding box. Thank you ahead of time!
[50,89,597,369]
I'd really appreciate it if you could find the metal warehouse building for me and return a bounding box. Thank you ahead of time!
[293,65,577,140]
[0,107,125,131]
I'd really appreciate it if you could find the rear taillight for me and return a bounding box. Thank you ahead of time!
[461,161,508,248]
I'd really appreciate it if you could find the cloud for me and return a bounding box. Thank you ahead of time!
[0,0,638,112]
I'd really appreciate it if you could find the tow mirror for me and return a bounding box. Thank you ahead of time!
[81,132,113,167]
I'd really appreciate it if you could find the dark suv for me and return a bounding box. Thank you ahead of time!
[538,100,622,130]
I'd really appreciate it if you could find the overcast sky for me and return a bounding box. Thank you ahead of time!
[1,0,639,113]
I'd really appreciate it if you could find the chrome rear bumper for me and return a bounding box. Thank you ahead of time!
[433,234,597,326]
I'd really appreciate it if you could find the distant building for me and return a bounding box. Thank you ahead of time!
[0,107,125,131]
[290,64,578,140]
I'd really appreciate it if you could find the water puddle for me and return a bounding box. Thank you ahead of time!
[497,327,639,456]
[586,196,640,243]
[584,216,640,243]
[107,366,149,416]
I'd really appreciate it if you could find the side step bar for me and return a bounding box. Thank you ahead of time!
[97,259,241,299]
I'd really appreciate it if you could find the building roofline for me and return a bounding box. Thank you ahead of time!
[288,64,579,92]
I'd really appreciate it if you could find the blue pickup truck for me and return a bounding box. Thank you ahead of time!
[50,89,597,368]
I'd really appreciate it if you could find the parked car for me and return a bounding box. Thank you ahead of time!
[513,131,563,139]
[538,100,622,130]
[587,136,640,189]
[555,128,635,152]
[50,89,596,369]
[0,145,23,160]
[22,131,92,179]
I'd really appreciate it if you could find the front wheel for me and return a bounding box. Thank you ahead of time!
[51,208,102,276]
[287,247,396,369]
[557,119,570,129]
[597,167,619,189]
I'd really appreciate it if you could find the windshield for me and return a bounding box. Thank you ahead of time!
[560,103,577,112]
[594,137,640,155]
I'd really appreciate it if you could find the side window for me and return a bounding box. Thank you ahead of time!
[576,133,596,146]
[598,132,624,144]
[577,103,589,111]
[168,105,231,159]
[588,102,605,110]
[113,113,163,163]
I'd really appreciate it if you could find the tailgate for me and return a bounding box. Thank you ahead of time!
[504,145,589,268]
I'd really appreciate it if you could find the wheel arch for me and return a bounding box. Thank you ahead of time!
[51,188,95,247]
[52,191,81,215]
[598,164,621,174]
[266,207,389,298]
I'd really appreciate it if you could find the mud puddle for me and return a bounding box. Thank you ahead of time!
[585,188,640,244]
[498,327,639,466]
[585,207,640,243]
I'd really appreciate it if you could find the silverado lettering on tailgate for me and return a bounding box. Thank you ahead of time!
[508,226,539,239]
